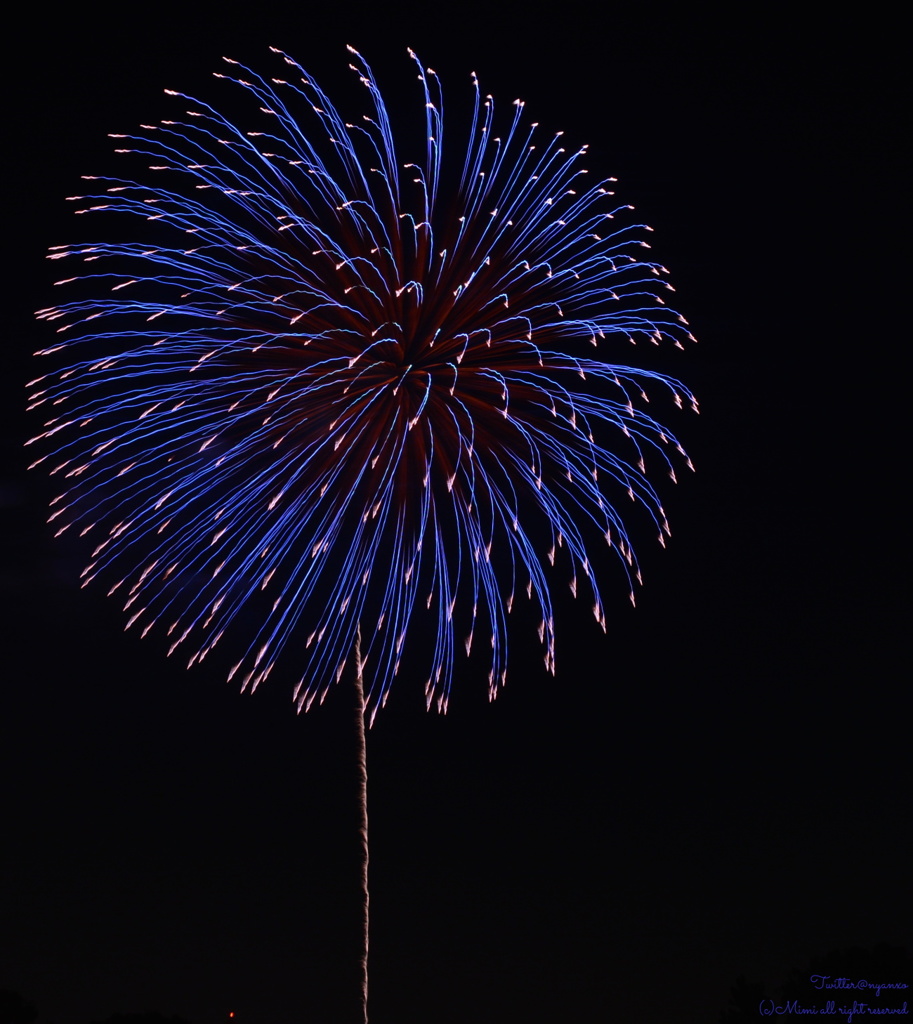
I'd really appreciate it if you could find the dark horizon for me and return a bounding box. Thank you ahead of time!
[3,5,908,1022]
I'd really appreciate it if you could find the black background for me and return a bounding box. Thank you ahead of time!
[3,4,908,1022]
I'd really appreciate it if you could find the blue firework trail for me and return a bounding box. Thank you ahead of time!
[29,47,697,718]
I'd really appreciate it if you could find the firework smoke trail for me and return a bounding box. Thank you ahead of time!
[353,625,369,1021]
[29,46,697,720]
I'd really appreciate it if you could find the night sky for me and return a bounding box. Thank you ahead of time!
[3,5,908,1023]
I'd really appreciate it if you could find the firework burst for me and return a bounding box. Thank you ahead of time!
[29,47,697,718]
